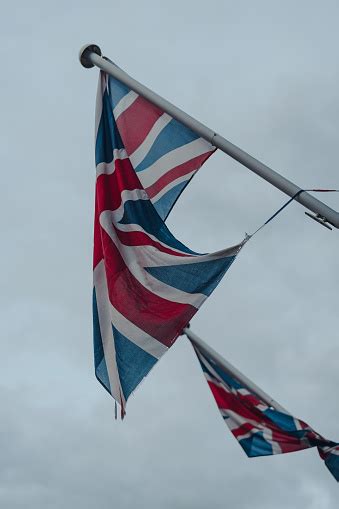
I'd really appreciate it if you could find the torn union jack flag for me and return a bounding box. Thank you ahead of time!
[93,71,245,415]
[193,342,339,481]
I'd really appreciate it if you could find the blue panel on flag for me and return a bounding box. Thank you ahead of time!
[205,359,243,390]
[93,289,111,393]
[145,256,236,296]
[240,432,273,457]
[118,199,198,255]
[325,455,339,481]
[113,325,157,400]
[197,354,242,389]
[153,181,187,220]
[264,409,299,432]
[135,118,199,173]
[96,92,124,165]
[108,76,131,109]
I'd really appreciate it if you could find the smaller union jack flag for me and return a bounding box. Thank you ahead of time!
[193,342,339,481]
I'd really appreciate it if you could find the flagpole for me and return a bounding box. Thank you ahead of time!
[183,327,289,414]
[79,44,339,229]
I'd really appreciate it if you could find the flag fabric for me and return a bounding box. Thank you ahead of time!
[93,71,245,415]
[95,71,216,221]
[193,342,339,481]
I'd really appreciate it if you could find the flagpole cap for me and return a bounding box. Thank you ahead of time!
[79,44,102,68]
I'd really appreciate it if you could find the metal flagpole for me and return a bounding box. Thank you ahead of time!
[183,327,288,414]
[79,44,339,229]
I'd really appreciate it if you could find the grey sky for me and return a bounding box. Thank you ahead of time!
[1,1,339,507]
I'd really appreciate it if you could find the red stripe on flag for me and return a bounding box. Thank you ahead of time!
[208,381,314,453]
[101,228,195,346]
[94,158,142,269]
[96,158,143,212]
[145,151,214,199]
[232,422,257,439]
[114,228,192,258]
[208,382,262,422]
[270,429,309,453]
[117,96,164,155]
[93,193,104,269]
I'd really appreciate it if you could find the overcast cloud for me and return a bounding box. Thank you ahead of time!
[1,1,339,507]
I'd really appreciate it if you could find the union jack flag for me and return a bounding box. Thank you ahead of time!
[193,342,339,481]
[93,71,245,415]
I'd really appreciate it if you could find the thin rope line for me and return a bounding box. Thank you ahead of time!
[246,189,339,240]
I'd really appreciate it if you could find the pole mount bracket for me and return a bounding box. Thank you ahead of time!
[79,44,102,68]
[305,212,333,230]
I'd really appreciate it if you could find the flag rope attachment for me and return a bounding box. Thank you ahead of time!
[183,190,338,413]
[246,189,339,239]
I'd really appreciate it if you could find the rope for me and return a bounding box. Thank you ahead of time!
[246,189,339,239]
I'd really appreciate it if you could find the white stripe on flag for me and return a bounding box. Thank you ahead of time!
[113,90,138,120]
[129,113,172,167]
[109,304,168,359]
[108,189,244,264]
[112,188,150,222]
[150,169,196,203]
[94,261,125,406]
[137,138,214,188]
[96,149,129,176]
[99,210,208,307]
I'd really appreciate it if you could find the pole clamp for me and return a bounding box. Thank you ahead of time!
[305,212,332,230]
